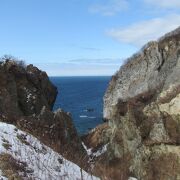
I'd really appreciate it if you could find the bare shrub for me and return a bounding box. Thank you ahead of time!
[0,153,32,179]
[0,54,26,68]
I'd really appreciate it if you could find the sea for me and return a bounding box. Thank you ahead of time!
[50,76,111,135]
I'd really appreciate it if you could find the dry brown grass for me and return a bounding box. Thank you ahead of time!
[16,133,30,146]
[145,153,180,180]
[158,85,180,104]
[163,113,180,144]
[0,153,33,180]
[92,153,131,180]
[2,138,12,150]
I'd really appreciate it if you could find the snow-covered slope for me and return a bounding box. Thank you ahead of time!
[0,122,100,180]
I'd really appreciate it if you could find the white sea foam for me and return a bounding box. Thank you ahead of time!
[80,115,96,119]
[88,117,96,119]
[80,115,88,118]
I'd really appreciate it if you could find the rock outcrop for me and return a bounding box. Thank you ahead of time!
[92,27,180,179]
[82,123,110,150]
[0,59,57,118]
[104,28,180,120]
[0,58,85,163]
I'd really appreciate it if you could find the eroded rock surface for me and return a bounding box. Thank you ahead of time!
[0,60,57,118]
[93,27,180,179]
[0,59,85,163]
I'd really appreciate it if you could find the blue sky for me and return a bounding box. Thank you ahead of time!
[0,0,180,76]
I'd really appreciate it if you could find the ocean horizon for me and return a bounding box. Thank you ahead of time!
[50,76,111,135]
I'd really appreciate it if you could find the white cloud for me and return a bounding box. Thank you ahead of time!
[69,58,123,65]
[35,62,120,76]
[89,0,128,16]
[144,0,180,9]
[107,14,180,46]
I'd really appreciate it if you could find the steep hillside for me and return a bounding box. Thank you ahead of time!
[103,26,180,180]
[0,58,85,165]
[0,122,99,180]
[0,58,57,118]
[104,27,180,120]
[84,27,180,180]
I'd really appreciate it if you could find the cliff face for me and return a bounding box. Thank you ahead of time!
[104,28,180,120]
[0,59,84,163]
[0,60,57,118]
[101,27,180,179]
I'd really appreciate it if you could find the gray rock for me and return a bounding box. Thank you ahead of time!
[0,60,57,118]
[0,59,85,164]
[91,27,180,180]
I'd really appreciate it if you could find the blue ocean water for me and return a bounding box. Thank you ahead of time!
[50,76,111,135]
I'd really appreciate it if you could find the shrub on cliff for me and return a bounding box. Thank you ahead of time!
[0,55,26,68]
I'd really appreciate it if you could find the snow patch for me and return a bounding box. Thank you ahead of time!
[0,170,8,180]
[128,177,138,180]
[0,122,100,180]
[82,142,108,158]
[24,87,35,103]
[82,142,92,156]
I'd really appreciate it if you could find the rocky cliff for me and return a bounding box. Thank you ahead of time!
[103,27,180,179]
[84,27,180,179]
[104,27,180,121]
[0,58,85,163]
[0,59,57,118]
